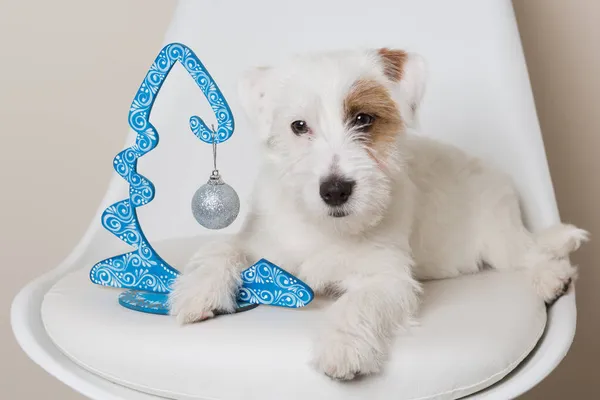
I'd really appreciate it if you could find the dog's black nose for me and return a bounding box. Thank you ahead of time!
[320,177,355,206]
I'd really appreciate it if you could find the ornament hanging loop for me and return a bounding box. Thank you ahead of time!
[210,125,222,183]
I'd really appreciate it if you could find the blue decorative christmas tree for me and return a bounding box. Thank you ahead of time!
[90,43,234,293]
[89,43,313,316]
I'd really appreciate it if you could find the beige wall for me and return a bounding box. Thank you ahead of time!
[513,0,600,398]
[0,1,597,399]
[0,1,176,398]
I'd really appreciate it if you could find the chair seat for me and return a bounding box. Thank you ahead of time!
[41,236,546,400]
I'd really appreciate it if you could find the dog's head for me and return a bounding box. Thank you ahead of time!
[238,49,426,234]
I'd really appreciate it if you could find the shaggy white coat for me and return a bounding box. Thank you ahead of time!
[169,49,587,380]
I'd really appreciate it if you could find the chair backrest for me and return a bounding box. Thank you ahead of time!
[102,0,559,247]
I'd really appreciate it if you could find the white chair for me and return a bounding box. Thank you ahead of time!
[11,1,576,399]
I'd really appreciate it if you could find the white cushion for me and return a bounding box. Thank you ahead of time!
[41,236,546,400]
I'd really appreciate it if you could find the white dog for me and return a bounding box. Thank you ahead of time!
[169,49,588,380]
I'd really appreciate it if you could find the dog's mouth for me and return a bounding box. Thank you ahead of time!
[328,208,349,218]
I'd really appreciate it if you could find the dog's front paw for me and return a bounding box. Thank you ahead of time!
[169,264,241,324]
[312,330,383,380]
[169,274,219,324]
[171,300,215,325]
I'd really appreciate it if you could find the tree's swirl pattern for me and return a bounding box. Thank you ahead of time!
[238,259,315,307]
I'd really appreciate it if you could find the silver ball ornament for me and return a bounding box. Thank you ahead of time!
[191,171,240,230]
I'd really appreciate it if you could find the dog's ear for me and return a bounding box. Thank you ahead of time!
[237,66,275,141]
[378,49,427,126]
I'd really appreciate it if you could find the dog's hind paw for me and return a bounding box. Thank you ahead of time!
[537,224,589,258]
[530,258,577,304]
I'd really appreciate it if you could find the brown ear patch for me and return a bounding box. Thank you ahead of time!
[344,79,403,154]
[378,48,408,81]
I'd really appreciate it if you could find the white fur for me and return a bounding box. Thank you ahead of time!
[170,49,588,380]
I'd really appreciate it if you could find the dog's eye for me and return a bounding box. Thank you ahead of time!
[291,120,310,135]
[353,113,375,130]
